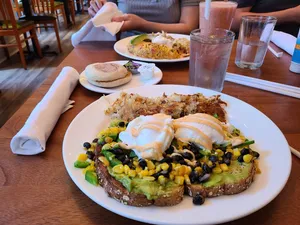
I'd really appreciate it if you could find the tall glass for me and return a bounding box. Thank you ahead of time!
[235,16,277,69]
[189,29,235,92]
[199,1,237,31]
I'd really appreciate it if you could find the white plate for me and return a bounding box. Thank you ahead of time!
[79,60,163,94]
[63,85,291,225]
[114,34,190,63]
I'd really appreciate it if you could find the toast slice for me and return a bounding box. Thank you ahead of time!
[95,147,184,207]
[186,161,256,198]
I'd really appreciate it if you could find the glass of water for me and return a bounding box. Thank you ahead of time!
[189,28,235,92]
[235,16,277,70]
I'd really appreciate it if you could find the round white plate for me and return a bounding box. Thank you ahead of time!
[79,60,163,94]
[63,85,291,225]
[114,33,190,63]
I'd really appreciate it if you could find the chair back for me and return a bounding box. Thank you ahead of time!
[0,0,18,30]
[31,0,55,15]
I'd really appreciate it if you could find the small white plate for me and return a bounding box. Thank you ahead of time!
[114,33,190,63]
[79,60,163,94]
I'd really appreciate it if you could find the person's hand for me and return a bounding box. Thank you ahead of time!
[88,0,107,18]
[112,14,147,32]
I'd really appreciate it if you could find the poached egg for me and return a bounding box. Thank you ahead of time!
[173,113,225,150]
[119,114,174,161]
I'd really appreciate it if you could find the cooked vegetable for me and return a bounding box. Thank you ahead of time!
[85,171,98,185]
[123,60,142,74]
[234,140,255,148]
[74,160,90,168]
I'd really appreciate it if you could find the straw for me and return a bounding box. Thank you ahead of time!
[204,0,211,20]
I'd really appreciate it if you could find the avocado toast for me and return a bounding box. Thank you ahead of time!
[74,118,260,207]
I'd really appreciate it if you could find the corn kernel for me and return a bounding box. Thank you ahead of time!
[124,165,130,174]
[216,149,224,156]
[112,164,124,174]
[174,176,185,185]
[147,160,155,170]
[155,164,162,173]
[158,175,167,185]
[194,166,202,174]
[220,163,229,172]
[161,163,169,171]
[135,167,142,173]
[99,156,109,166]
[207,160,213,167]
[83,162,96,174]
[128,170,136,177]
[104,136,113,143]
[233,149,241,158]
[213,167,222,174]
[149,169,155,175]
[184,174,191,185]
[133,161,139,167]
[184,166,192,175]
[143,176,155,181]
[243,154,253,163]
[139,170,149,177]
[201,156,209,163]
[176,166,186,176]
[77,153,87,161]
[169,173,175,180]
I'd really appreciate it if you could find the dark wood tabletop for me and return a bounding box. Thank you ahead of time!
[0,41,299,225]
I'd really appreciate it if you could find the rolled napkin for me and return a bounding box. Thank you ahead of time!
[271,30,297,55]
[71,2,123,47]
[10,67,79,155]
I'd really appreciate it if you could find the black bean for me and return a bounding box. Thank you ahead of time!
[209,155,218,163]
[116,154,125,162]
[189,171,199,183]
[167,163,173,173]
[199,173,210,182]
[178,159,187,165]
[172,154,184,162]
[159,157,172,163]
[240,148,250,156]
[122,155,130,165]
[194,161,201,168]
[224,158,231,166]
[210,162,216,168]
[153,172,160,179]
[118,121,125,127]
[252,151,260,158]
[182,152,193,160]
[193,194,205,205]
[83,142,91,149]
[86,151,95,160]
[111,148,123,155]
[220,146,227,152]
[92,138,98,143]
[165,146,174,155]
[98,140,106,146]
[190,142,201,154]
[195,153,202,160]
[238,155,244,162]
[202,163,212,174]
[224,152,233,160]
[139,159,147,169]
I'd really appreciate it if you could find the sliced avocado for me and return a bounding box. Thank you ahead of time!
[130,34,151,45]
[202,161,253,188]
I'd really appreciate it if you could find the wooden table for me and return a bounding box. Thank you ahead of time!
[1,41,299,225]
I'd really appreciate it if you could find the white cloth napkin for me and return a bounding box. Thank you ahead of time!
[10,67,79,155]
[271,30,297,55]
[71,2,123,47]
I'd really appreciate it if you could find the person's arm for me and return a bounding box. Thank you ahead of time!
[232,5,300,32]
[112,6,199,34]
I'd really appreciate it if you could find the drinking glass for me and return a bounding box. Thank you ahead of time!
[235,16,277,69]
[189,28,235,92]
[199,1,237,31]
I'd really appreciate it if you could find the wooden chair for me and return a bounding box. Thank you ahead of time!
[12,0,24,17]
[0,0,42,69]
[20,0,62,52]
[74,0,84,14]
[68,0,75,25]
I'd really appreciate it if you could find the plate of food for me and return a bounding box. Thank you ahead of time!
[63,85,291,225]
[114,32,190,63]
[79,60,163,94]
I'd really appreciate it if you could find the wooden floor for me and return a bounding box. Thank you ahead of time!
[0,13,90,127]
